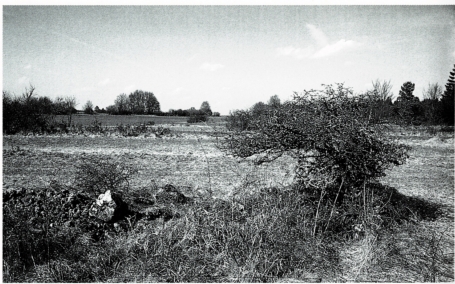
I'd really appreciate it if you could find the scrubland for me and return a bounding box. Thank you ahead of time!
[2,123,454,282]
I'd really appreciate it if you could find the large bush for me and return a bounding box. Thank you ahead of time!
[220,84,410,206]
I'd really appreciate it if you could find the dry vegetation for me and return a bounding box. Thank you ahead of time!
[2,123,454,282]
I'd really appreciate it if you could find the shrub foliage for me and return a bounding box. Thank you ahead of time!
[220,84,411,203]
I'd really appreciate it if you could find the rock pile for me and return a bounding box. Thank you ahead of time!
[3,183,192,241]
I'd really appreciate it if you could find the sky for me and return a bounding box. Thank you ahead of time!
[3,4,455,115]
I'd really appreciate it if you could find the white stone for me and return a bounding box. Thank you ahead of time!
[96,190,113,206]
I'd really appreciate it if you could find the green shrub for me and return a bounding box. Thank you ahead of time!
[85,118,105,134]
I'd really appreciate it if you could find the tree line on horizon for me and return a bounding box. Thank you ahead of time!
[98,91,219,118]
[2,64,454,134]
[228,65,455,129]
[2,87,220,134]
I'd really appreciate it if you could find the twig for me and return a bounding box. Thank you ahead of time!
[324,177,344,233]
[313,189,326,237]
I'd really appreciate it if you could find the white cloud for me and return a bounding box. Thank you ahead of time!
[452,49,455,59]
[200,62,225,71]
[24,64,32,69]
[306,24,328,47]
[98,78,110,86]
[312,39,356,58]
[276,46,313,60]
[277,25,360,60]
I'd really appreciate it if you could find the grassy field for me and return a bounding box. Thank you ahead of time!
[2,125,454,282]
[55,114,227,127]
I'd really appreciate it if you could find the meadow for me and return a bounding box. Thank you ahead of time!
[2,122,454,282]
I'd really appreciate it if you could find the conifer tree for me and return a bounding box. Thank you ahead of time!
[394,81,422,124]
[441,64,455,125]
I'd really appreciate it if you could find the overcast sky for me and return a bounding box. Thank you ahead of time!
[3,5,455,114]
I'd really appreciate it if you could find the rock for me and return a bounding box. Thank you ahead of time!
[155,184,191,204]
[96,190,113,206]
[89,190,128,223]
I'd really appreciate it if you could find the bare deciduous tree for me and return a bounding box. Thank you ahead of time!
[21,83,36,103]
[367,79,394,123]
[371,79,394,102]
[422,83,442,101]
[55,96,77,126]
[114,93,130,114]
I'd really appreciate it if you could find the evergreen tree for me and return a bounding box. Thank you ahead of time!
[394,81,422,124]
[441,64,455,125]
[397,81,417,102]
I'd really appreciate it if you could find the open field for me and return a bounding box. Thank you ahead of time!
[55,114,227,127]
[3,125,454,282]
[3,126,295,197]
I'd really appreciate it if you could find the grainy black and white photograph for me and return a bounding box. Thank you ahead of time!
[2,2,455,282]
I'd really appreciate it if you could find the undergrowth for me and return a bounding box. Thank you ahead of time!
[3,175,451,282]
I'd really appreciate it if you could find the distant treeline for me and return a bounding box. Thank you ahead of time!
[3,65,454,134]
[100,91,220,118]
[227,70,455,130]
[2,87,220,134]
